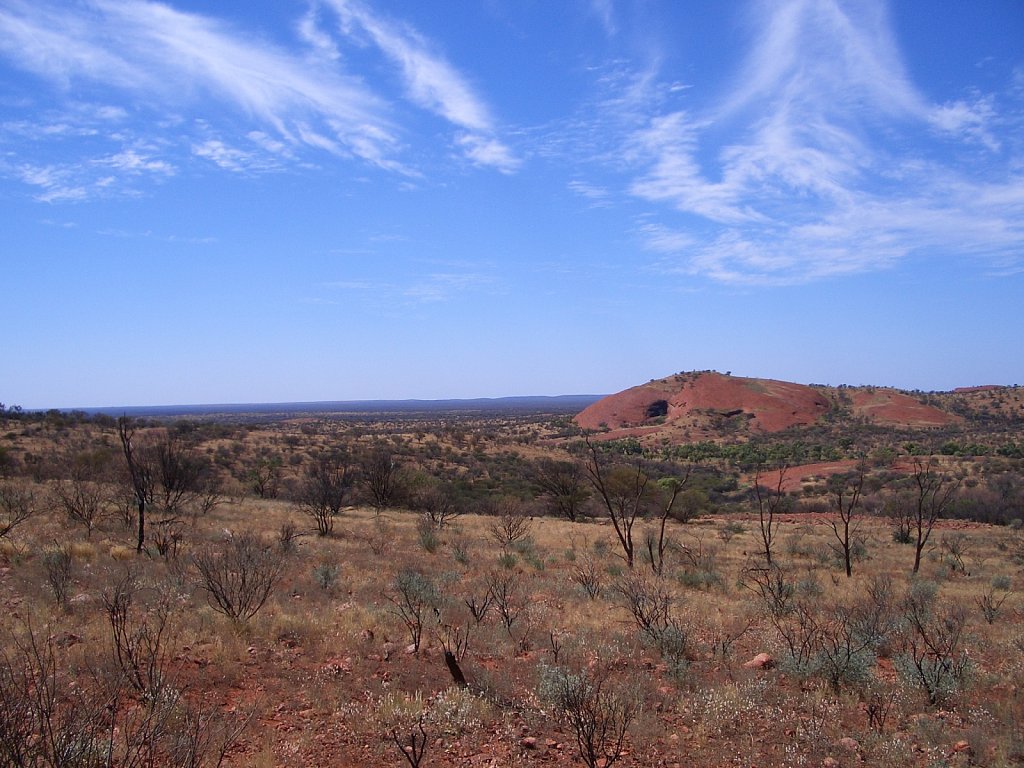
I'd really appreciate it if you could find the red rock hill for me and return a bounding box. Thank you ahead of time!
[575,371,960,442]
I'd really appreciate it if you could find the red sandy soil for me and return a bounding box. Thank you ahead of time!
[848,389,960,427]
[749,457,960,495]
[748,461,862,494]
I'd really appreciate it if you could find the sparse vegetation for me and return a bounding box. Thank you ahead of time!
[0,393,1021,766]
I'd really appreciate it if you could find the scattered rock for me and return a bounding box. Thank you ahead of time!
[743,652,775,670]
[837,736,860,752]
[952,740,972,754]
[519,737,538,749]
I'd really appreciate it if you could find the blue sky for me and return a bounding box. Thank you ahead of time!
[1,0,1022,408]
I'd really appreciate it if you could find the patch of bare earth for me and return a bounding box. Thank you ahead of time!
[848,389,961,427]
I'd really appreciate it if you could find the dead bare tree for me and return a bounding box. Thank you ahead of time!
[826,461,868,578]
[584,436,651,569]
[119,421,208,552]
[753,464,790,566]
[0,480,35,540]
[909,458,962,574]
[119,417,154,552]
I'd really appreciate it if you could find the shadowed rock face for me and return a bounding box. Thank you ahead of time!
[574,371,960,443]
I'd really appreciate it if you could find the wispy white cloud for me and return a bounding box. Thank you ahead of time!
[297,6,341,63]
[636,222,695,253]
[8,139,175,201]
[616,0,1024,285]
[588,0,618,37]
[16,165,89,202]
[929,95,999,151]
[100,148,175,176]
[568,179,612,206]
[322,0,518,172]
[403,272,491,303]
[192,140,258,173]
[457,133,520,174]
[0,0,404,182]
[325,268,493,305]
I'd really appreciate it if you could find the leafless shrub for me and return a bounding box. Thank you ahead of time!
[851,574,900,655]
[0,480,35,540]
[392,713,429,768]
[907,459,962,574]
[361,447,404,513]
[42,546,73,609]
[531,458,590,522]
[548,630,565,663]
[770,599,821,673]
[752,464,791,565]
[486,570,528,646]
[571,553,604,600]
[707,610,756,662]
[165,694,253,768]
[741,561,794,618]
[386,569,441,653]
[277,521,301,553]
[977,576,1011,625]
[463,586,494,625]
[716,520,745,544]
[193,532,282,624]
[295,453,353,537]
[676,532,723,589]
[51,475,109,538]
[436,620,471,663]
[367,516,394,557]
[0,622,108,766]
[195,479,226,517]
[865,679,901,734]
[940,533,970,574]
[415,513,440,553]
[614,572,673,641]
[896,580,972,705]
[584,438,652,568]
[812,603,877,690]
[102,571,175,698]
[0,620,247,768]
[538,664,641,768]
[151,519,186,560]
[487,498,533,547]
[412,484,461,530]
[436,618,472,688]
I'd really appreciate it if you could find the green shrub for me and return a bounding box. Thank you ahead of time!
[313,562,340,591]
